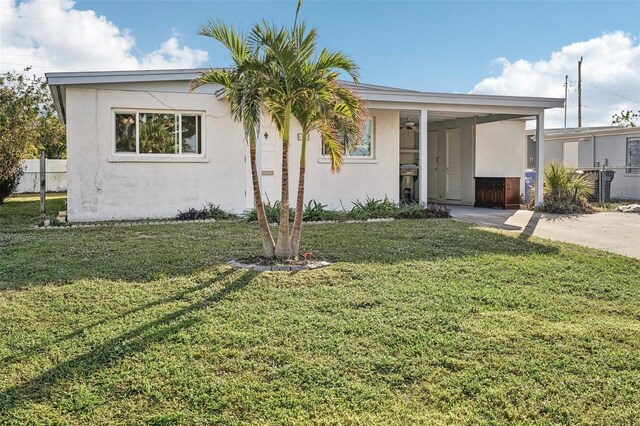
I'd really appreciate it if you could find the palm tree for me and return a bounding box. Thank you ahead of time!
[249,19,364,258]
[192,22,276,257]
[289,78,366,255]
[244,21,318,258]
[194,2,365,259]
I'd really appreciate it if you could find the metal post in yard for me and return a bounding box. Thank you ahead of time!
[599,167,604,203]
[39,149,46,219]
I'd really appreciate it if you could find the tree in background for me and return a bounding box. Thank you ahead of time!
[0,69,66,203]
[611,109,639,127]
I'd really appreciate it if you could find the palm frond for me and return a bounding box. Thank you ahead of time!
[320,127,344,172]
[199,20,250,63]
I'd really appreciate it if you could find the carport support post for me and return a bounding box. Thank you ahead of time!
[535,112,545,206]
[419,108,428,203]
[39,149,46,219]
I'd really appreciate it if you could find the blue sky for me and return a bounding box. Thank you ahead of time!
[2,0,639,126]
[74,0,640,93]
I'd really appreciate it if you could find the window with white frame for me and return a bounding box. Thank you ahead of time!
[322,118,374,158]
[627,137,640,174]
[114,111,202,155]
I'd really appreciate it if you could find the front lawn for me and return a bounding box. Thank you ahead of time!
[1,194,639,425]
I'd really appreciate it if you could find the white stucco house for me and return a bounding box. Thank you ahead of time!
[46,69,563,222]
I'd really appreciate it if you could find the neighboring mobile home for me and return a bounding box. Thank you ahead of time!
[47,69,563,222]
[526,126,640,201]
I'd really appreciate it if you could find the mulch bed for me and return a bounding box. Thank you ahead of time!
[228,255,331,272]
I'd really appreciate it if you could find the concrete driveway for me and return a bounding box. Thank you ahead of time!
[450,206,640,259]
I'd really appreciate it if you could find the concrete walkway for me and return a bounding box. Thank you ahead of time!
[450,206,640,259]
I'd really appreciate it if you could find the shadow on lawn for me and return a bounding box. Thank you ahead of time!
[302,220,559,264]
[0,219,560,290]
[1,269,237,367]
[0,269,255,417]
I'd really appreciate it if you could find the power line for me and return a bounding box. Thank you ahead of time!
[582,80,640,104]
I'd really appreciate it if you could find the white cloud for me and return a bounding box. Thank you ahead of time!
[471,32,640,128]
[0,0,208,75]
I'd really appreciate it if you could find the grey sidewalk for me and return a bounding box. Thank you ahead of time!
[450,206,640,259]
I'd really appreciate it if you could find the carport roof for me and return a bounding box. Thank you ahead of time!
[46,68,564,124]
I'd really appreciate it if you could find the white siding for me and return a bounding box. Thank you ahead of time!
[292,109,400,209]
[475,120,527,196]
[63,79,542,220]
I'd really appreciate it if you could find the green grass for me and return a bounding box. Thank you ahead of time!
[1,194,639,425]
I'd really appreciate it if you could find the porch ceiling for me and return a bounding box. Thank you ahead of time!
[399,110,530,124]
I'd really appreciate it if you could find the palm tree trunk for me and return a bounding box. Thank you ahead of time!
[274,104,293,258]
[290,130,307,256]
[249,134,275,257]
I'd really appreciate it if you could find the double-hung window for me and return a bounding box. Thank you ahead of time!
[114,111,202,155]
[322,118,374,158]
[626,137,640,174]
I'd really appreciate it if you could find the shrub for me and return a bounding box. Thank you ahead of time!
[539,193,595,214]
[348,196,397,220]
[244,200,294,224]
[538,162,595,214]
[0,165,23,205]
[544,161,594,200]
[243,198,450,223]
[176,203,235,221]
[204,203,236,220]
[303,200,342,222]
[394,202,451,219]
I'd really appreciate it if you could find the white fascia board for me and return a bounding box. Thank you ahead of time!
[356,89,564,109]
[526,127,640,139]
[45,69,207,86]
[48,84,66,125]
[366,101,546,117]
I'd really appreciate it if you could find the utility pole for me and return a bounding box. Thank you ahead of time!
[578,56,583,127]
[564,74,568,132]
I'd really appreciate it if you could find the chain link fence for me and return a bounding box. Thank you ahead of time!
[581,166,640,203]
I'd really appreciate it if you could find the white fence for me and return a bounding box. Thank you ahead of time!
[15,159,67,193]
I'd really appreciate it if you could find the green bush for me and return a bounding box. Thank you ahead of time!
[244,200,294,224]
[540,193,595,214]
[538,161,595,214]
[243,198,451,223]
[176,203,236,221]
[303,200,343,222]
[348,196,397,220]
[0,165,23,205]
[544,161,594,200]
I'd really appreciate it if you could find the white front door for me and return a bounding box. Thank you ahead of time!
[445,128,462,200]
[427,130,438,200]
[258,125,280,204]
